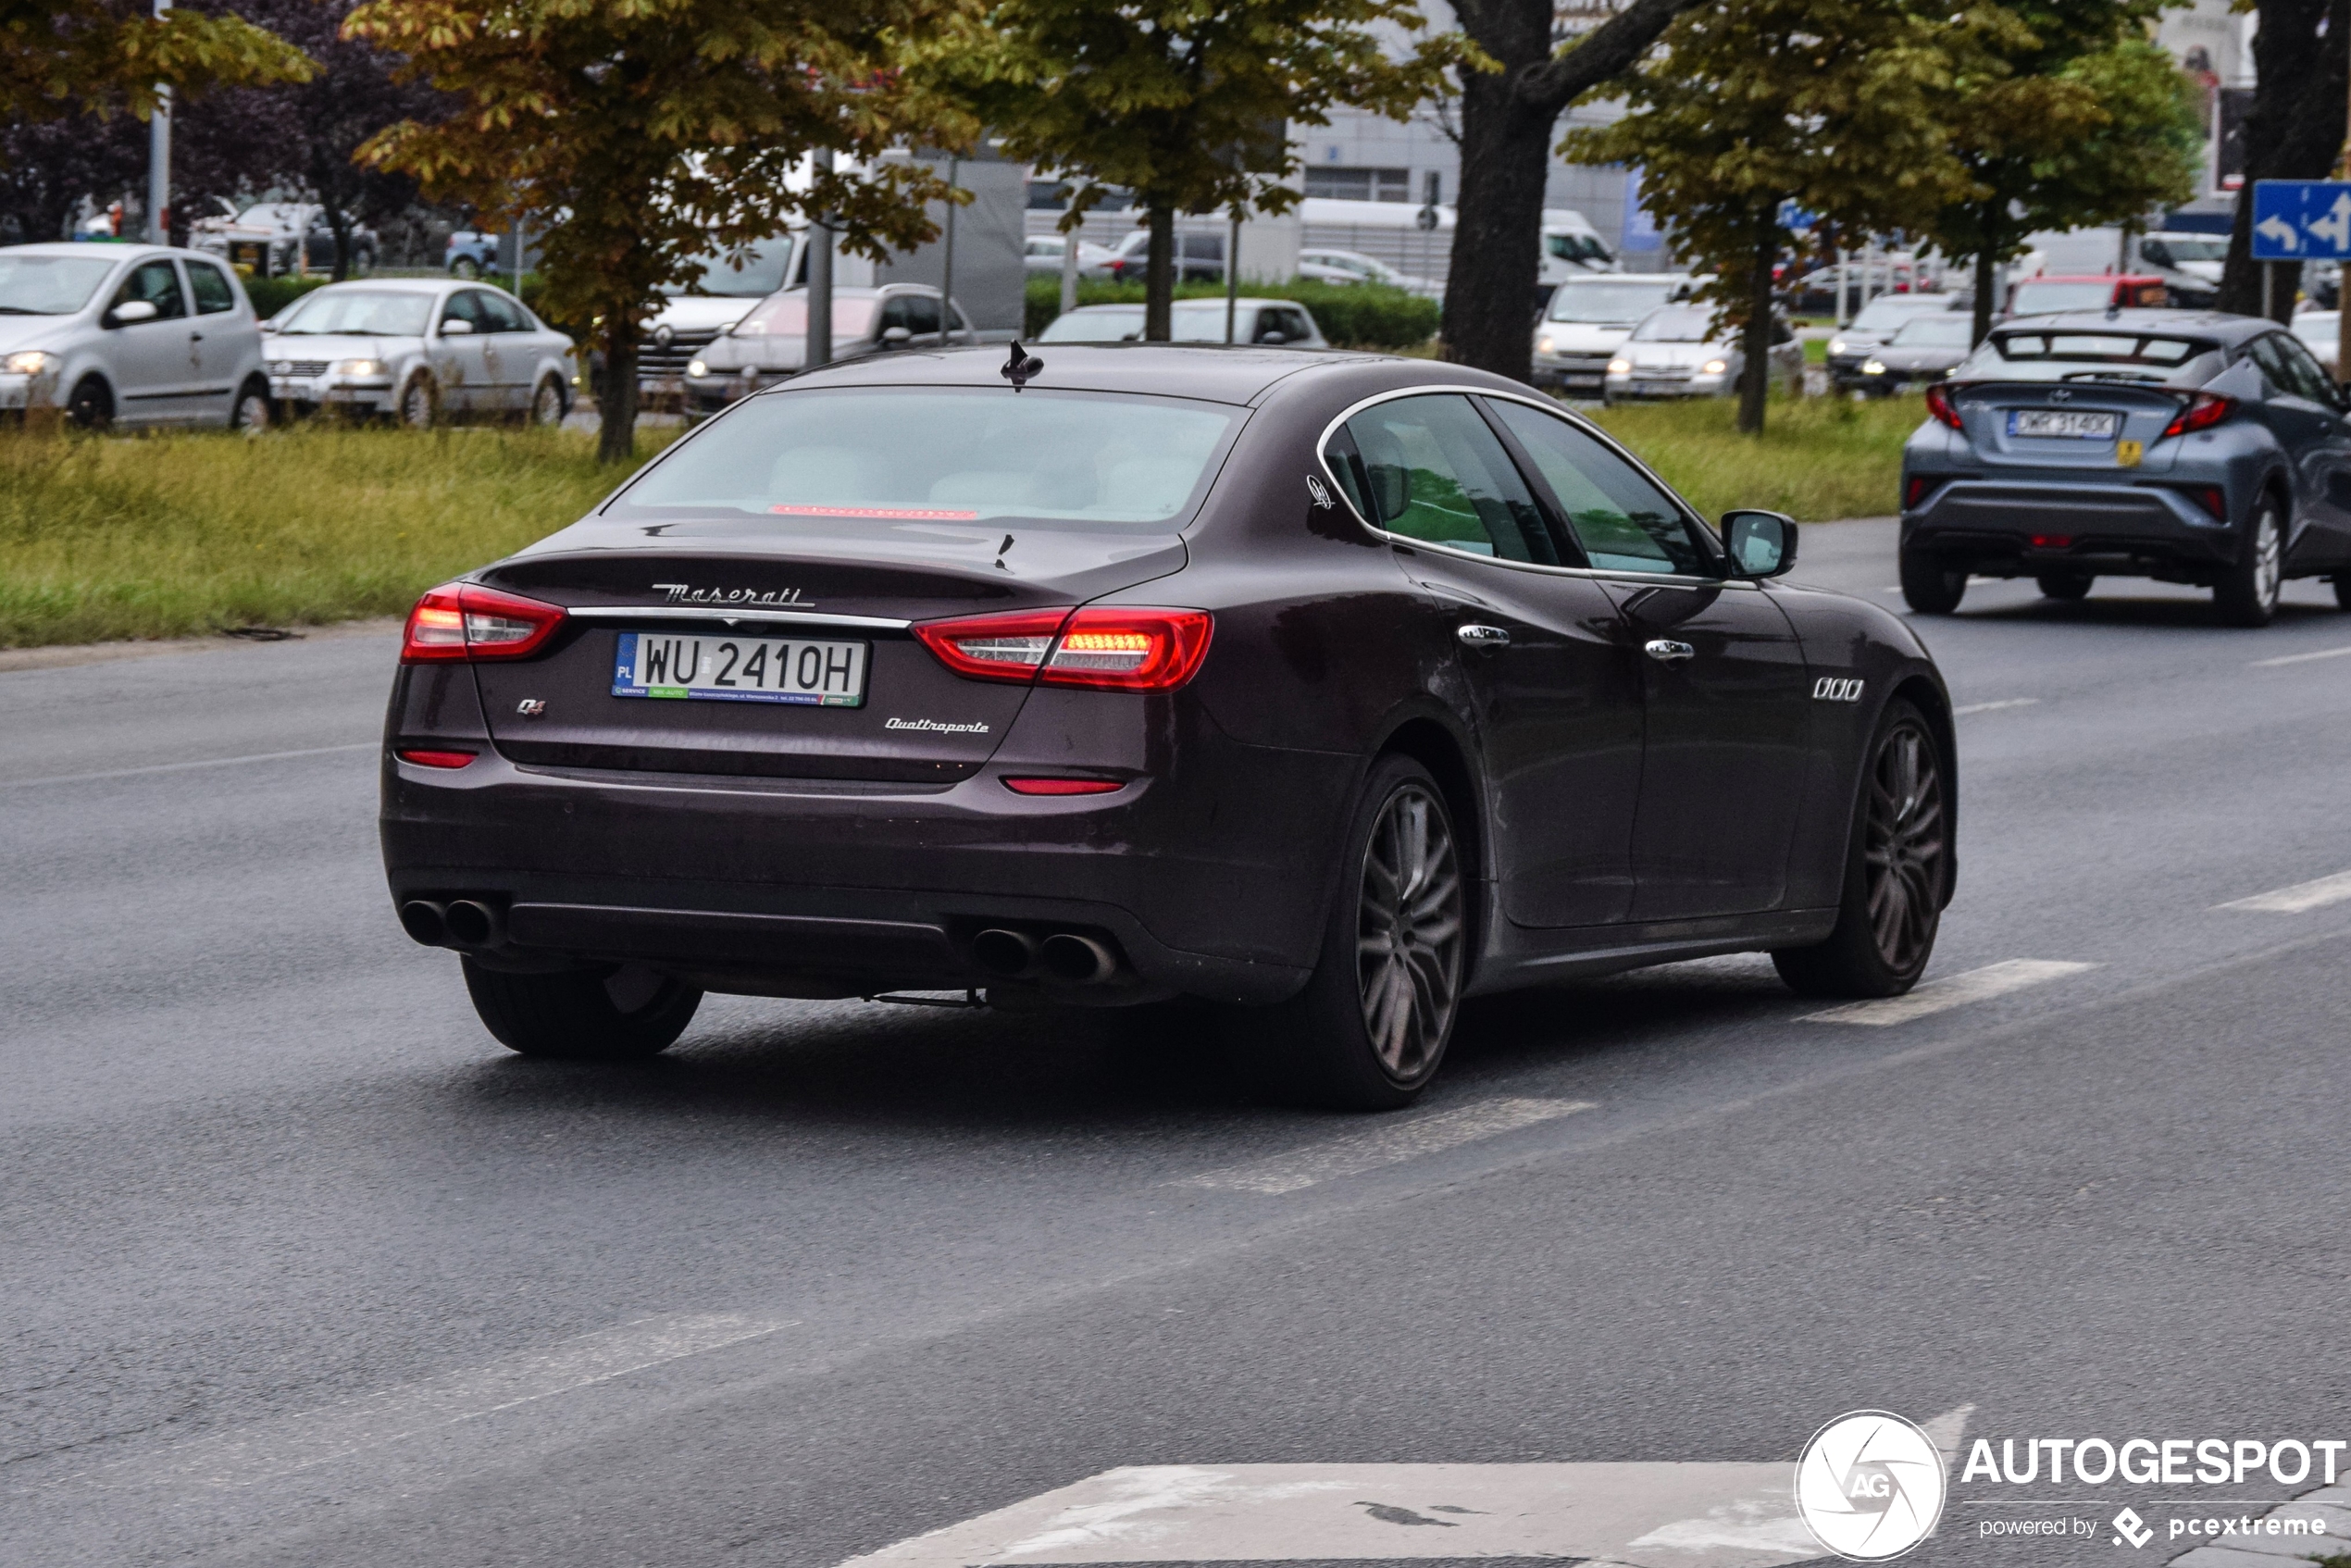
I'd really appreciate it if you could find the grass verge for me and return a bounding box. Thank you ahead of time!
[0,424,671,650]
[1588,393,1916,522]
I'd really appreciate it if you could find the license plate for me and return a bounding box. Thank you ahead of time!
[611,631,866,706]
[2009,409,2121,440]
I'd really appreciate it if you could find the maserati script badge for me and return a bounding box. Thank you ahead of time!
[650,583,811,608]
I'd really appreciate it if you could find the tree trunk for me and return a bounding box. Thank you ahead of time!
[1972,245,1996,347]
[2219,0,2350,316]
[1737,223,1774,435]
[1144,205,1174,342]
[321,203,354,283]
[597,321,638,466]
[1442,68,1552,380]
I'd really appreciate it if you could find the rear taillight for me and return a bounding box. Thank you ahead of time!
[915,606,1214,693]
[401,583,566,664]
[1923,382,1964,429]
[2162,392,2235,439]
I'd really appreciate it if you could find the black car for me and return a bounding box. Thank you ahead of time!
[1850,313,1974,394]
[382,346,1957,1107]
[1899,310,2351,625]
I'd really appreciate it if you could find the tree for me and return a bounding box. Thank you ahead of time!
[933,0,1457,341]
[2218,0,2349,320]
[1439,0,1715,383]
[1566,0,1970,431]
[346,0,974,462]
[0,0,309,140]
[0,110,145,243]
[1926,9,2201,345]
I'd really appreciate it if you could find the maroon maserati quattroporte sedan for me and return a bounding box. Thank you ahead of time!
[382,342,1954,1107]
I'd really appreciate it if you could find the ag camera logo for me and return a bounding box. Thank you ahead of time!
[1796,1411,1947,1560]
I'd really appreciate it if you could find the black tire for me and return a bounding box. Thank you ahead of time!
[528,375,566,426]
[398,372,440,429]
[462,958,702,1061]
[2035,571,2092,602]
[229,377,272,432]
[2214,497,2283,627]
[65,374,112,431]
[1241,754,1467,1109]
[1899,543,1967,614]
[1773,699,1950,999]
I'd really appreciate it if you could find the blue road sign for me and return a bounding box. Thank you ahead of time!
[2251,180,2351,260]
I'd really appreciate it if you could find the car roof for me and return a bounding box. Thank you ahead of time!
[1995,308,2263,340]
[1558,272,1687,284]
[3,242,174,261]
[1056,298,1305,314]
[304,278,452,293]
[766,342,1450,404]
[2021,274,2166,285]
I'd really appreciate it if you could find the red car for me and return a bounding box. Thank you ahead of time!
[2007,274,2169,317]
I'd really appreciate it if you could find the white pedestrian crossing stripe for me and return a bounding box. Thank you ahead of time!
[1176,1099,1594,1195]
[1801,959,2094,1026]
[2216,868,2351,914]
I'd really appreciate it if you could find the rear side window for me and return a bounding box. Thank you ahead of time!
[1325,393,1557,565]
[2251,333,2336,404]
[186,262,238,315]
[1486,401,1710,576]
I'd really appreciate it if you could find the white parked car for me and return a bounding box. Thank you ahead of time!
[1532,272,1693,394]
[0,243,269,429]
[260,278,575,426]
[1603,303,1803,402]
[2292,309,2341,377]
[1296,247,1439,297]
[681,284,980,415]
[1037,298,1327,346]
[1022,234,1120,276]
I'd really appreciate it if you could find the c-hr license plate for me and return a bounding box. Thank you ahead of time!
[2009,409,2121,440]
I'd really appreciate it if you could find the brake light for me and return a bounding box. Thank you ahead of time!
[1002,776,1126,795]
[2162,392,2235,439]
[1923,382,1964,429]
[396,748,478,769]
[401,583,566,663]
[915,606,1214,692]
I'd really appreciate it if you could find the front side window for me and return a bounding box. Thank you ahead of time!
[186,262,238,315]
[442,291,488,330]
[1487,401,1710,576]
[113,260,185,320]
[476,292,529,333]
[611,388,1239,528]
[1325,394,1557,565]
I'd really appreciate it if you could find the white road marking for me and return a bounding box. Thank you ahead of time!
[834,1407,1975,1568]
[1176,1098,1595,1195]
[1802,959,2096,1026]
[2249,644,2351,668]
[1952,698,2039,716]
[2216,868,2351,914]
[124,1313,790,1487]
[0,741,375,790]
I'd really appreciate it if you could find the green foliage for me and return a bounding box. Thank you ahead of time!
[344,0,977,459]
[1023,275,1439,349]
[932,0,1463,333]
[0,423,674,649]
[0,1,313,132]
[242,274,336,321]
[1587,393,1919,522]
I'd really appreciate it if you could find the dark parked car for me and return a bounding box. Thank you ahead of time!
[1826,295,1962,391]
[382,346,1956,1107]
[1899,310,2351,625]
[1850,313,1976,394]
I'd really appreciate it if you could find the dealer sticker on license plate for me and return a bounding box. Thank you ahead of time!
[2009,408,2121,440]
[611,630,866,706]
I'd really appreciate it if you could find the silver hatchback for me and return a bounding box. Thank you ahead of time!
[0,243,269,429]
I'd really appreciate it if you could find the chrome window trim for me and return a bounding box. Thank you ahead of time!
[1312,383,1760,591]
[565,605,912,631]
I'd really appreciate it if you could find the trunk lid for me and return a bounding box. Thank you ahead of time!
[1955,380,2189,474]
[470,519,1185,782]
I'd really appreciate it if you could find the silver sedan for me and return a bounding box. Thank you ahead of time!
[261,279,575,426]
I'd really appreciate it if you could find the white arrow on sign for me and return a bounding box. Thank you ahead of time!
[835,1409,1974,1568]
[2310,193,2351,253]
[2258,215,2303,253]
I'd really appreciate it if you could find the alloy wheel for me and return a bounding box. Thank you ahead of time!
[2254,507,2282,611]
[234,392,270,432]
[1354,784,1464,1083]
[1862,719,1947,972]
[531,380,563,425]
[401,379,434,429]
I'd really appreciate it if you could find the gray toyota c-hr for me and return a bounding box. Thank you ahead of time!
[1899,309,2351,626]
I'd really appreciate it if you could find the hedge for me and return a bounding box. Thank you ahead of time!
[242,274,335,321]
[1023,275,1439,351]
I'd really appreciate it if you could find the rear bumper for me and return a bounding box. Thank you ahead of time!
[379,727,1343,1006]
[1902,479,2240,576]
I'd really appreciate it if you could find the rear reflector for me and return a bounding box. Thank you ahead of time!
[397,748,477,769]
[2029,535,2072,549]
[1001,777,1126,795]
[401,583,566,664]
[1905,475,1935,509]
[2185,484,2227,520]
[2161,391,2235,440]
[916,605,1213,692]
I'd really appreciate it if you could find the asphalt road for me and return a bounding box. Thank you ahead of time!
[6,524,2350,1568]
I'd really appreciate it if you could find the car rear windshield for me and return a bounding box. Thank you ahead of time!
[1957,331,2221,384]
[270,289,434,336]
[731,294,879,339]
[1629,306,1718,342]
[0,254,118,316]
[1548,282,1678,324]
[610,388,1240,527]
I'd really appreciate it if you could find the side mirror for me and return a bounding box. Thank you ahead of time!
[439,317,474,336]
[1723,510,1797,577]
[880,326,912,347]
[1257,330,1288,344]
[106,299,159,327]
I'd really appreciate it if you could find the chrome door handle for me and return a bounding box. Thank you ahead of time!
[1456,624,1511,648]
[1644,639,1697,663]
